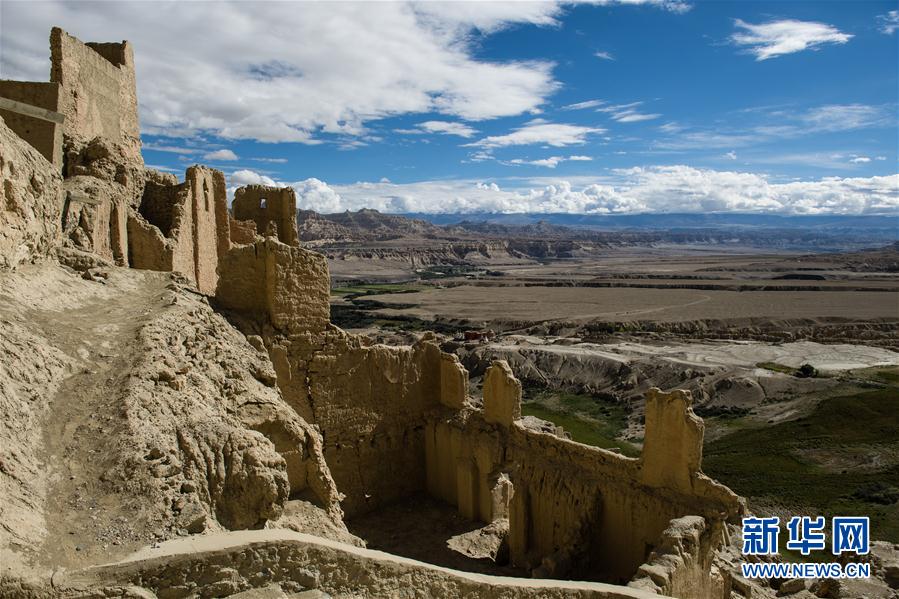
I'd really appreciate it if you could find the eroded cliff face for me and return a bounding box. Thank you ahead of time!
[0,117,63,269]
[0,264,343,582]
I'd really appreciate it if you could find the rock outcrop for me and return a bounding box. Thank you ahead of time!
[0,117,63,269]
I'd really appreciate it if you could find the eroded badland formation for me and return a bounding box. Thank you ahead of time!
[2,29,897,599]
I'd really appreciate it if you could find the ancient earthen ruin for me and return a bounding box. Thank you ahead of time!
[0,28,769,599]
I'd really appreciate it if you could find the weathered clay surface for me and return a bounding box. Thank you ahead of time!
[233,185,300,247]
[483,359,522,426]
[59,530,670,599]
[0,117,63,269]
[51,27,142,163]
[129,165,230,294]
[0,265,341,587]
[628,516,729,598]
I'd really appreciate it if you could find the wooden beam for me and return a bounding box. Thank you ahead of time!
[0,97,65,124]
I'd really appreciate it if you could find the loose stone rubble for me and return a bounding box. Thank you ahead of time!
[3,27,895,599]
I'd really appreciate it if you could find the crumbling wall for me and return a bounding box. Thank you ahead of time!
[216,238,743,586]
[628,516,731,599]
[423,362,742,585]
[216,237,329,334]
[230,217,257,245]
[0,116,63,269]
[129,166,229,294]
[216,238,468,516]
[50,27,141,162]
[1,28,147,267]
[0,81,63,167]
[232,185,299,246]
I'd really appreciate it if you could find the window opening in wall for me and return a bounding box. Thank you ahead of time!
[260,197,267,209]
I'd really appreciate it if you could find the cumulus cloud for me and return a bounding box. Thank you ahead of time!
[466,120,604,149]
[288,167,898,215]
[1,2,563,143]
[230,169,276,188]
[730,19,852,60]
[724,151,737,160]
[878,10,899,35]
[594,51,615,60]
[203,149,238,161]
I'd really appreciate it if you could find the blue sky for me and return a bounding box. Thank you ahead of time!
[2,1,897,214]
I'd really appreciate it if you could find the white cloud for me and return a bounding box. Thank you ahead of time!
[203,149,238,161]
[591,0,692,13]
[594,51,615,61]
[508,154,593,168]
[597,101,661,123]
[143,143,195,155]
[731,19,852,61]
[230,169,276,188]
[466,121,604,149]
[657,104,892,150]
[293,177,347,213]
[878,10,899,35]
[800,104,892,132]
[289,168,899,215]
[612,110,661,123]
[252,157,288,164]
[850,156,871,164]
[724,151,737,160]
[563,99,605,111]
[2,2,562,143]
[401,120,478,138]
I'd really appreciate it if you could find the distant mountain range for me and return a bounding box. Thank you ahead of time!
[404,212,899,233]
[296,209,899,251]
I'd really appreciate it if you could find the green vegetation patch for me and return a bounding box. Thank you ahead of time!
[331,283,422,297]
[756,362,799,375]
[521,388,640,457]
[866,366,899,385]
[704,388,899,542]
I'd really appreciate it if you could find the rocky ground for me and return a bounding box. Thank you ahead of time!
[0,260,346,591]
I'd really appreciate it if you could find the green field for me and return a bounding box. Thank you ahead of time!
[521,389,640,457]
[517,375,899,543]
[331,283,421,296]
[755,361,796,375]
[704,387,899,542]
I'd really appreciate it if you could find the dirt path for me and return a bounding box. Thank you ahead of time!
[22,269,171,570]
